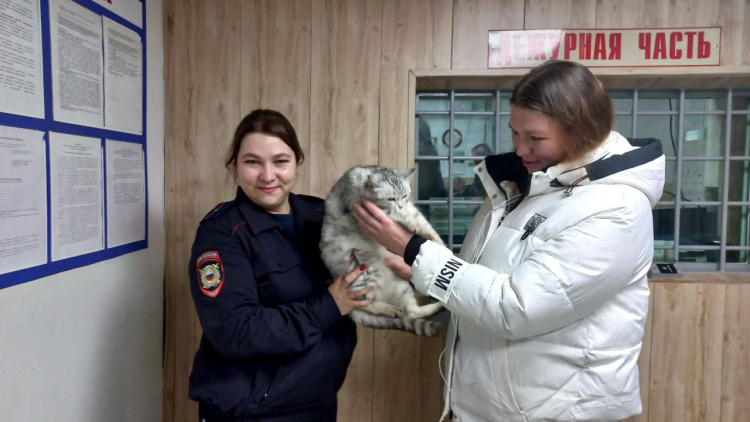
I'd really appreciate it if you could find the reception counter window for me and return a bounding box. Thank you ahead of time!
[414,87,750,272]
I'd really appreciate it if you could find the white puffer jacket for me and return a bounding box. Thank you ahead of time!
[411,132,665,422]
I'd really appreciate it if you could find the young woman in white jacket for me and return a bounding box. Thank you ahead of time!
[353,60,666,422]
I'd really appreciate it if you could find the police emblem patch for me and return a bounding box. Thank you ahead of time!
[196,251,225,297]
[521,213,547,240]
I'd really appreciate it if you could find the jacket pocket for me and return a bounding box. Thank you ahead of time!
[251,250,302,278]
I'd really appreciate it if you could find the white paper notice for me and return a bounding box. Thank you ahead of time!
[103,17,142,134]
[50,0,104,128]
[105,139,144,247]
[50,132,104,261]
[0,126,47,274]
[95,0,142,29]
[0,0,44,118]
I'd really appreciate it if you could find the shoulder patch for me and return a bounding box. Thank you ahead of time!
[196,251,225,297]
[201,201,234,223]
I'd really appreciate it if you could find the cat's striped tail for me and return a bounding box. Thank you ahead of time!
[349,310,443,337]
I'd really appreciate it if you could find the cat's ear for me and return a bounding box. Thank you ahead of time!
[395,168,415,179]
[365,174,375,189]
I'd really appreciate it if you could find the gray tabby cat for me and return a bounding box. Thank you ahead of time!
[320,166,444,336]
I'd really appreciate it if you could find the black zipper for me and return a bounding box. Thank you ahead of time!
[260,362,281,405]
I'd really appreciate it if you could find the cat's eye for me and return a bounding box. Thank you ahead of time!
[402,194,408,199]
[387,198,396,202]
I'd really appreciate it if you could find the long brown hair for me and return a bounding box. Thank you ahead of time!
[510,60,614,161]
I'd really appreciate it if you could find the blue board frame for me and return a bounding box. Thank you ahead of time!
[0,0,147,289]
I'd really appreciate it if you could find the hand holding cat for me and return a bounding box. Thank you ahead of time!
[384,251,412,280]
[328,263,372,316]
[353,199,413,257]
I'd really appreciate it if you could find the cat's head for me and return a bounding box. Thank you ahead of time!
[363,168,415,213]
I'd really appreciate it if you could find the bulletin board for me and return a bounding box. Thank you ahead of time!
[0,0,147,289]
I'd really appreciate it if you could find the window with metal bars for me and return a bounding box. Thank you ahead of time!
[414,89,750,272]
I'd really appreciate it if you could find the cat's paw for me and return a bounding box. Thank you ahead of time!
[403,317,444,337]
[419,320,444,337]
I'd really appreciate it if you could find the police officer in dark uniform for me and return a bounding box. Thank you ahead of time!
[189,109,370,422]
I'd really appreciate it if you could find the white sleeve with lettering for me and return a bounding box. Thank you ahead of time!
[411,210,647,340]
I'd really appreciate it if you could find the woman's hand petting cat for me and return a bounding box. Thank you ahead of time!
[353,199,413,257]
[384,251,412,281]
[328,264,372,316]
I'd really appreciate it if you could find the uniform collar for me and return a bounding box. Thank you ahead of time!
[235,188,323,235]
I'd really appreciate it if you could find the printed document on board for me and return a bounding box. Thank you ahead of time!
[0,125,47,274]
[105,139,145,247]
[104,17,142,134]
[50,132,104,261]
[0,0,45,118]
[50,0,104,128]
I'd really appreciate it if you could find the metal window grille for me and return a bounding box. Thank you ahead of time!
[415,89,750,272]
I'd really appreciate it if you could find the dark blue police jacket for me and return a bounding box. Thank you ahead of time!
[188,188,357,420]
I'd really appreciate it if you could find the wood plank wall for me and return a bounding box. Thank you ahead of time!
[163,1,750,421]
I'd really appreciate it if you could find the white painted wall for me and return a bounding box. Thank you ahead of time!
[0,1,165,420]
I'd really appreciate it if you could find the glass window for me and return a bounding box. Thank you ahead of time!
[614,115,633,138]
[731,90,750,111]
[682,115,724,157]
[730,115,750,156]
[451,203,482,246]
[680,205,721,246]
[661,160,677,202]
[455,93,495,112]
[636,114,678,157]
[417,115,448,157]
[727,206,749,247]
[415,159,448,201]
[638,90,680,112]
[453,115,495,156]
[611,90,634,113]
[653,205,675,244]
[498,115,514,154]
[681,160,723,202]
[728,160,750,202]
[679,249,720,263]
[726,250,749,264]
[499,93,512,113]
[415,88,750,271]
[685,90,727,112]
[653,248,675,263]
[417,93,449,112]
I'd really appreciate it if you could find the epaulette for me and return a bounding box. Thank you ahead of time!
[298,194,326,212]
[201,201,234,224]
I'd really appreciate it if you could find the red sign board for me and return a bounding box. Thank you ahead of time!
[488,27,721,68]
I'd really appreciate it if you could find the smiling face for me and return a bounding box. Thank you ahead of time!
[509,106,568,173]
[235,133,297,214]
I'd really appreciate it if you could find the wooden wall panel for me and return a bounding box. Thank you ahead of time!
[163,1,242,421]
[379,0,452,169]
[310,0,383,198]
[720,284,750,422]
[309,1,383,420]
[523,0,597,29]
[595,0,669,28]
[623,281,655,422]
[665,0,746,67]
[375,2,452,420]
[240,0,313,193]
[451,0,524,69]
[649,283,725,422]
[163,0,750,421]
